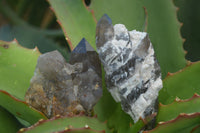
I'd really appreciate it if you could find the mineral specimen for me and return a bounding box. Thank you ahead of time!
[96,14,163,123]
[25,38,102,118]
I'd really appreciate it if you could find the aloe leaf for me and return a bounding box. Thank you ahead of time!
[0,90,47,125]
[174,0,200,61]
[140,0,186,77]
[90,1,145,30]
[18,116,110,133]
[0,25,69,60]
[0,40,47,124]
[0,106,22,133]
[144,113,200,133]
[0,2,69,59]
[159,61,200,104]
[0,40,40,100]
[157,94,200,123]
[48,0,96,50]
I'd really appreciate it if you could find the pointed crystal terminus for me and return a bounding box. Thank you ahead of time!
[96,15,163,123]
[96,14,114,49]
[70,38,102,77]
[25,38,102,118]
[72,38,94,53]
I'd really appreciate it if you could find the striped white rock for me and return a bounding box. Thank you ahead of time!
[96,14,163,123]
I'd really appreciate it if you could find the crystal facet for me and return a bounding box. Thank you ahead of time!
[25,38,102,118]
[96,15,163,123]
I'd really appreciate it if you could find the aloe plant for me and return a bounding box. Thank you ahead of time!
[0,0,200,132]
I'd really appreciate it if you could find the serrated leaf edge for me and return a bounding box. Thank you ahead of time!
[143,113,200,133]
[0,90,47,119]
[18,114,102,132]
[0,39,41,55]
[58,127,105,133]
[165,61,200,79]
[159,93,200,106]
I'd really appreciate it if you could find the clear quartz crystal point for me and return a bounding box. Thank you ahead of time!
[96,14,163,123]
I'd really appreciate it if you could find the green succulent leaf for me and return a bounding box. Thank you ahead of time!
[174,0,200,61]
[140,0,186,77]
[144,113,200,133]
[0,2,69,59]
[48,0,96,50]
[0,90,47,125]
[157,94,200,123]
[0,40,47,124]
[0,40,40,100]
[0,25,69,60]
[18,116,110,133]
[0,106,22,133]
[159,61,200,104]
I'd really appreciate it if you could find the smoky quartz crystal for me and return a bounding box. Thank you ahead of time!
[25,38,102,118]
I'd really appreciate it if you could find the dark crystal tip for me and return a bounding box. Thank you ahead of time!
[72,38,94,53]
[96,14,114,49]
[97,14,112,25]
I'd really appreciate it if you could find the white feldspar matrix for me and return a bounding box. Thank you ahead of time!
[96,14,163,123]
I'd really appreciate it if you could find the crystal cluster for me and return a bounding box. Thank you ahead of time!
[25,38,102,118]
[96,14,163,122]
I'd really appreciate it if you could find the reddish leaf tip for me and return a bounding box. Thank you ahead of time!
[13,38,18,43]
[182,38,186,43]
[184,50,188,55]
[49,6,55,12]
[166,72,173,76]
[176,7,180,12]
[186,60,193,66]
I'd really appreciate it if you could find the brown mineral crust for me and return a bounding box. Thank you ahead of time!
[25,84,50,117]
[51,96,83,117]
